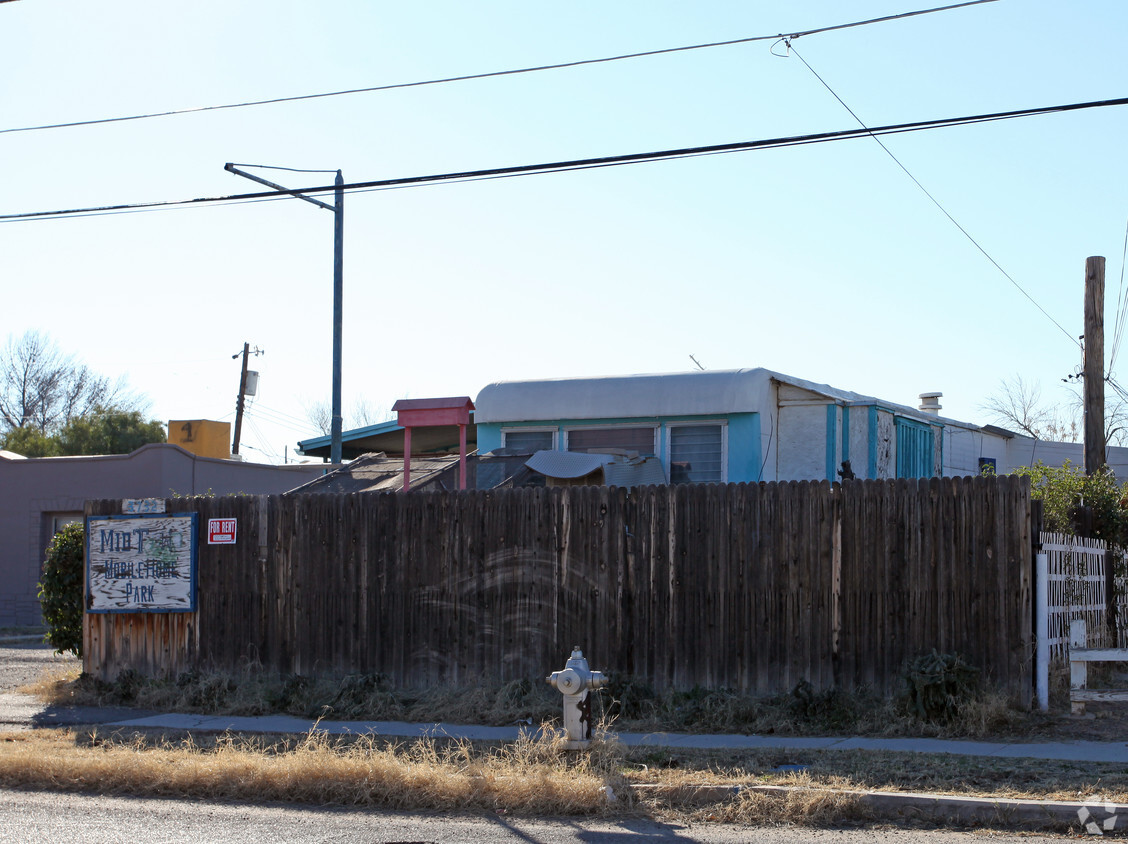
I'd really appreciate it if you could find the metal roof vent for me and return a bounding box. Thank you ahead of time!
[918,392,943,415]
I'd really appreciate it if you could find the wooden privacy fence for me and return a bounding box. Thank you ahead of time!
[84,475,1033,701]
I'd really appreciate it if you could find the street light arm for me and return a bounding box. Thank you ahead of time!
[224,163,335,211]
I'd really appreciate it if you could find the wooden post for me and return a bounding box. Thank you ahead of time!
[1084,256,1105,476]
[232,341,250,456]
[459,423,468,490]
[403,426,412,492]
[1071,617,1088,715]
[1107,547,1119,647]
[1083,257,1116,644]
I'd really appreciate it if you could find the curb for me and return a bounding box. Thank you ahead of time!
[0,635,48,645]
[631,783,1126,830]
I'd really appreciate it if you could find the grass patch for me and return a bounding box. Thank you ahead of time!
[18,663,80,700]
[58,667,1033,740]
[0,727,1124,828]
[0,727,626,815]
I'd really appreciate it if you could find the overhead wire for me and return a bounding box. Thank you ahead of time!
[241,415,282,463]
[0,1,999,138]
[3,94,1127,225]
[783,42,1081,351]
[241,403,320,435]
[1107,216,1128,372]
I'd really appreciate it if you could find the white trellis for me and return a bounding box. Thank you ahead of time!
[1042,531,1114,657]
[1037,531,1128,710]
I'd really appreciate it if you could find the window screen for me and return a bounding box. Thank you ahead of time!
[566,427,656,456]
[669,425,723,484]
[502,430,554,452]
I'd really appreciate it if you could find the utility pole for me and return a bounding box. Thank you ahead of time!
[1084,256,1106,476]
[1081,256,1116,647]
[226,163,345,464]
[231,342,264,456]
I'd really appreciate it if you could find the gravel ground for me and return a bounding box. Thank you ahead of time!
[0,636,77,694]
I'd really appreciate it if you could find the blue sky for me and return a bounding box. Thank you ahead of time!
[3,1,1127,462]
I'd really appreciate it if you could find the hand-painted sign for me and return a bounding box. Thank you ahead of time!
[121,498,166,515]
[86,514,198,613]
[207,518,237,545]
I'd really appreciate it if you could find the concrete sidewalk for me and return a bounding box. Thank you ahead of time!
[2,679,1125,765]
[98,709,1128,764]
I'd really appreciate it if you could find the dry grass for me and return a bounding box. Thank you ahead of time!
[17,660,1124,828]
[688,783,875,826]
[59,666,1035,741]
[18,663,80,700]
[1,725,1123,828]
[0,727,628,816]
[616,744,1128,804]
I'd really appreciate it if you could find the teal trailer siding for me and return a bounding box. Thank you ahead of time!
[479,413,762,484]
[476,423,504,454]
[825,404,837,481]
[867,405,879,480]
[727,412,761,483]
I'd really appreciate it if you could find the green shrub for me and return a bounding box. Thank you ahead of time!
[789,679,861,730]
[897,650,980,723]
[38,521,85,657]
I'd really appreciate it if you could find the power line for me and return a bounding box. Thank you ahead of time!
[785,43,1082,350]
[0,1,998,137]
[1108,216,1128,371]
[2,94,1126,225]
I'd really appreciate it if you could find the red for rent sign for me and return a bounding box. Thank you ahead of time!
[207,518,237,545]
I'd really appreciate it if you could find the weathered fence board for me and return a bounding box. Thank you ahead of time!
[84,476,1033,702]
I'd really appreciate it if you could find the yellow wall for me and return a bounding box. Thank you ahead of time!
[168,420,231,459]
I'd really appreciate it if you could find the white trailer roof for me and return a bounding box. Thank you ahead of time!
[474,368,881,424]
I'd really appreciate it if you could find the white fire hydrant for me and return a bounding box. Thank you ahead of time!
[546,646,607,749]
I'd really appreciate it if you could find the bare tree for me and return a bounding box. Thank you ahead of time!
[301,397,392,436]
[0,331,139,434]
[980,375,1055,439]
[982,374,1128,446]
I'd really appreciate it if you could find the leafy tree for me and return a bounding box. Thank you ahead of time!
[0,330,139,435]
[1012,460,1128,548]
[0,424,62,457]
[56,407,165,455]
[0,408,165,457]
[39,522,85,657]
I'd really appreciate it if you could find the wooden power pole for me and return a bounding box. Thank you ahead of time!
[232,342,251,457]
[230,342,263,457]
[1082,257,1116,646]
[1084,256,1106,475]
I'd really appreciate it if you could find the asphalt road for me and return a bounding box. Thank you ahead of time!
[0,789,1083,844]
[0,640,1090,840]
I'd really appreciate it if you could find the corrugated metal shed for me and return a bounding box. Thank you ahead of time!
[285,453,461,494]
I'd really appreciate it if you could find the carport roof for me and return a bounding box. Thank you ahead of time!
[297,418,478,461]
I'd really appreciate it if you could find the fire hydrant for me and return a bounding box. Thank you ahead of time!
[546,646,607,749]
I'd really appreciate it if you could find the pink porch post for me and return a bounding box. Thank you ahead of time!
[459,423,468,489]
[392,397,475,492]
[402,426,412,492]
